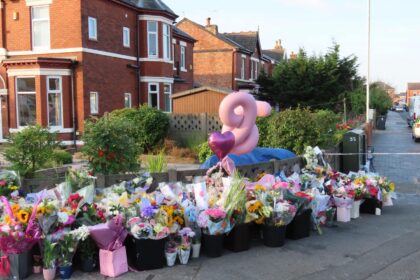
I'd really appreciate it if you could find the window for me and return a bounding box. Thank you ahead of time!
[124,93,132,108]
[123,27,130,48]
[163,24,170,60]
[251,60,254,80]
[47,77,62,127]
[180,46,186,70]
[172,44,176,69]
[147,21,158,58]
[90,92,98,114]
[163,84,171,112]
[16,77,37,127]
[241,58,245,79]
[148,83,159,109]
[31,6,50,50]
[254,61,259,79]
[88,17,97,40]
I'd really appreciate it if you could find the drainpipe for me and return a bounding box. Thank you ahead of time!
[70,62,77,149]
[136,14,141,106]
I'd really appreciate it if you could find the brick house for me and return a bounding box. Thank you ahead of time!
[0,0,195,144]
[262,39,285,75]
[406,83,420,105]
[176,17,273,93]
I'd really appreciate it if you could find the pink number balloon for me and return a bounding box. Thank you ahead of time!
[219,92,271,155]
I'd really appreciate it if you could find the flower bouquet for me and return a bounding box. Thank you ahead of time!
[164,240,177,267]
[0,171,20,198]
[377,176,395,206]
[333,186,354,223]
[358,177,382,215]
[177,227,195,265]
[197,208,228,257]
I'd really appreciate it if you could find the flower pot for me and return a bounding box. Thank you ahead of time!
[262,225,286,247]
[165,251,177,267]
[58,266,72,279]
[43,268,56,280]
[360,198,382,215]
[336,207,351,222]
[191,243,201,259]
[382,194,393,206]
[33,266,42,274]
[286,209,312,240]
[351,200,362,219]
[224,223,251,252]
[80,258,97,273]
[178,248,190,265]
[249,223,261,240]
[202,233,224,258]
[132,238,166,270]
[8,250,33,280]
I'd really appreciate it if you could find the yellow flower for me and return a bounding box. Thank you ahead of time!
[36,207,45,216]
[174,216,184,226]
[255,185,266,192]
[255,216,265,224]
[4,215,12,225]
[11,204,20,214]
[17,210,29,224]
[389,183,395,192]
[248,201,262,213]
[9,186,19,191]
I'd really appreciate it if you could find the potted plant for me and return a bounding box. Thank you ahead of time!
[164,240,178,267]
[33,255,42,274]
[197,208,228,258]
[58,226,90,279]
[191,235,201,259]
[42,240,57,280]
[77,237,98,272]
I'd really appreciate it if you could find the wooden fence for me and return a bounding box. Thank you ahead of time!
[21,157,303,192]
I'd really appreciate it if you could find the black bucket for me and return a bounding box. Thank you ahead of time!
[286,209,312,240]
[262,225,286,247]
[224,223,251,252]
[360,198,382,215]
[131,238,166,270]
[202,233,224,258]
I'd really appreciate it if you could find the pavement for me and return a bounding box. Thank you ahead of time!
[28,111,420,280]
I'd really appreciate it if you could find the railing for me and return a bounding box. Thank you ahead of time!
[21,157,303,192]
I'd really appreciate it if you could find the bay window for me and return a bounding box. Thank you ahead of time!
[31,6,50,50]
[163,24,170,60]
[147,21,158,58]
[148,83,159,109]
[16,77,37,127]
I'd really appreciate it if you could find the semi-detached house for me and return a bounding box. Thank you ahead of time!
[0,0,195,144]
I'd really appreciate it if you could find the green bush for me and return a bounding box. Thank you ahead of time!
[313,110,342,148]
[197,142,213,163]
[349,86,393,116]
[52,149,73,165]
[82,114,141,175]
[145,150,167,173]
[266,107,321,154]
[256,113,274,147]
[4,125,59,178]
[110,105,169,152]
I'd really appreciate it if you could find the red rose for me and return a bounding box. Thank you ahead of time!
[97,149,105,158]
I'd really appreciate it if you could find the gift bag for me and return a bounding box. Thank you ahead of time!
[99,246,128,277]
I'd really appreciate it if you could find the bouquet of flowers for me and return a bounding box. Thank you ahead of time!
[177,227,195,264]
[58,226,90,267]
[197,208,229,235]
[0,171,20,198]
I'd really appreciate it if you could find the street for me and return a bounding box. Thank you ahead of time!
[28,111,420,280]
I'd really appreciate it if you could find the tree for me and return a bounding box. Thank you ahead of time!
[257,43,362,111]
[4,125,59,178]
[349,85,393,115]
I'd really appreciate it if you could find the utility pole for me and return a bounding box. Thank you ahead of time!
[366,0,371,123]
[344,98,347,123]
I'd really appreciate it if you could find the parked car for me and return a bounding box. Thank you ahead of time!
[413,118,420,142]
[395,105,404,112]
[407,96,420,127]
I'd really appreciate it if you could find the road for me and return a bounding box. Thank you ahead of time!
[28,112,420,280]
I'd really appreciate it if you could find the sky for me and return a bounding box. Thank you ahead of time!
[165,0,420,93]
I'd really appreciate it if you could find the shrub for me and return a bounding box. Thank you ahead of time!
[256,113,274,147]
[197,142,213,163]
[110,105,170,152]
[313,110,342,148]
[4,125,59,178]
[145,150,167,173]
[82,114,141,175]
[52,149,73,165]
[266,107,321,155]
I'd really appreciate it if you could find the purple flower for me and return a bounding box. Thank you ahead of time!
[141,206,156,219]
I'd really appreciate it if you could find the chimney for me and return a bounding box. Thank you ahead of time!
[275,40,282,49]
[205,17,218,35]
[290,51,297,60]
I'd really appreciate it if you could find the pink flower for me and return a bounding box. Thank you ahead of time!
[0,180,6,186]
[205,208,226,220]
[273,182,289,190]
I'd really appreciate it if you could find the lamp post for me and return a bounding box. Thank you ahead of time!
[366,0,371,123]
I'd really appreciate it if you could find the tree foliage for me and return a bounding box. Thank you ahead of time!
[349,85,393,115]
[257,43,362,110]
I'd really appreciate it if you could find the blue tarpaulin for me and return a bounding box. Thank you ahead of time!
[200,147,297,169]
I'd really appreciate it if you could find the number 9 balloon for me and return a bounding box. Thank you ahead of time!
[208,91,272,160]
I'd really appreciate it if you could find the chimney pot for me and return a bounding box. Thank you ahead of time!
[206,17,211,26]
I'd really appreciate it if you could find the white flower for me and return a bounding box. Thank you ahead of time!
[70,225,90,241]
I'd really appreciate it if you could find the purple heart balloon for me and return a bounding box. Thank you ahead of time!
[208,131,235,160]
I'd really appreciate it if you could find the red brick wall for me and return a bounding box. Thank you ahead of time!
[177,20,234,89]
[4,0,82,51]
[407,90,420,104]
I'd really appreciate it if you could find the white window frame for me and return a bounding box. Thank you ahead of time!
[124,92,132,108]
[47,76,63,129]
[88,17,97,40]
[254,61,259,79]
[251,60,254,80]
[172,43,176,70]
[31,5,50,50]
[123,27,130,48]
[16,76,37,128]
[90,91,99,114]
[162,24,170,60]
[148,83,159,109]
[163,83,172,113]
[147,21,158,58]
[241,58,245,80]
[180,46,186,71]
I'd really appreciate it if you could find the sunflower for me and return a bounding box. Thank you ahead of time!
[11,204,20,214]
[247,201,262,213]
[9,185,19,191]
[36,207,45,216]
[4,215,12,225]
[17,210,29,224]
[255,185,266,192]
[174,215,184,226]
